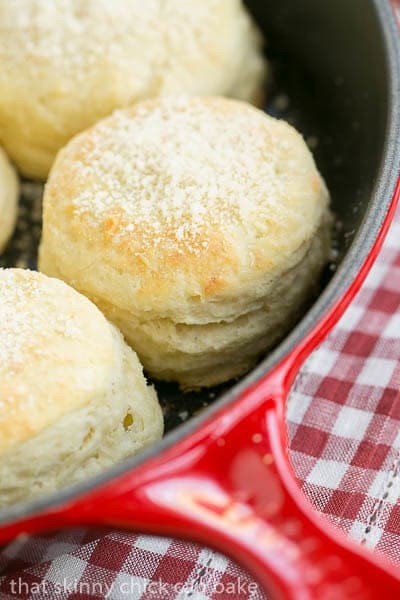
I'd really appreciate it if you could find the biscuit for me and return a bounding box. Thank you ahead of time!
[0,0,266,180]
[0,148,18,253]
[39,96,331,389]
[0,268,163,507]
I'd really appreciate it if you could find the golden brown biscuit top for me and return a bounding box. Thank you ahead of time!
[44,96,329,318]
[0,1,264,133]
[0,269,118,455]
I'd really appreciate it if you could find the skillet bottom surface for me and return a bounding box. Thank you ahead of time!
[0,55,342,434]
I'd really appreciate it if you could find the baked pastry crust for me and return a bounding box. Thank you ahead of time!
[39,96,331,389]
[0,0,266,179]
[0,268,163,506]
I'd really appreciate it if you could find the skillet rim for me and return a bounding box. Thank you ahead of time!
[0,0,399,526]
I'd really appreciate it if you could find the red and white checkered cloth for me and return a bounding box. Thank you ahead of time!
[288,209,400,560]
[1,209,400,600]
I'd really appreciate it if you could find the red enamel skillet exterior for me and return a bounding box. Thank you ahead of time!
[0,179,398,600]
[0,3,399,600]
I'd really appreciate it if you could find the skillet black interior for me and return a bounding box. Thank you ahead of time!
[0,0,399,522]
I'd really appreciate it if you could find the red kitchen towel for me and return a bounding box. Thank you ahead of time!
[1,212,400,600]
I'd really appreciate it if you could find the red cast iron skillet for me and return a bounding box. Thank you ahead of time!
[1,1,400,598]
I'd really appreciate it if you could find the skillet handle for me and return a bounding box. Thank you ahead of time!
[1,368,400,599]
[40,372,400,600]
[0,368,400,600]
[2,372,400,599]
[99,387,400,600]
